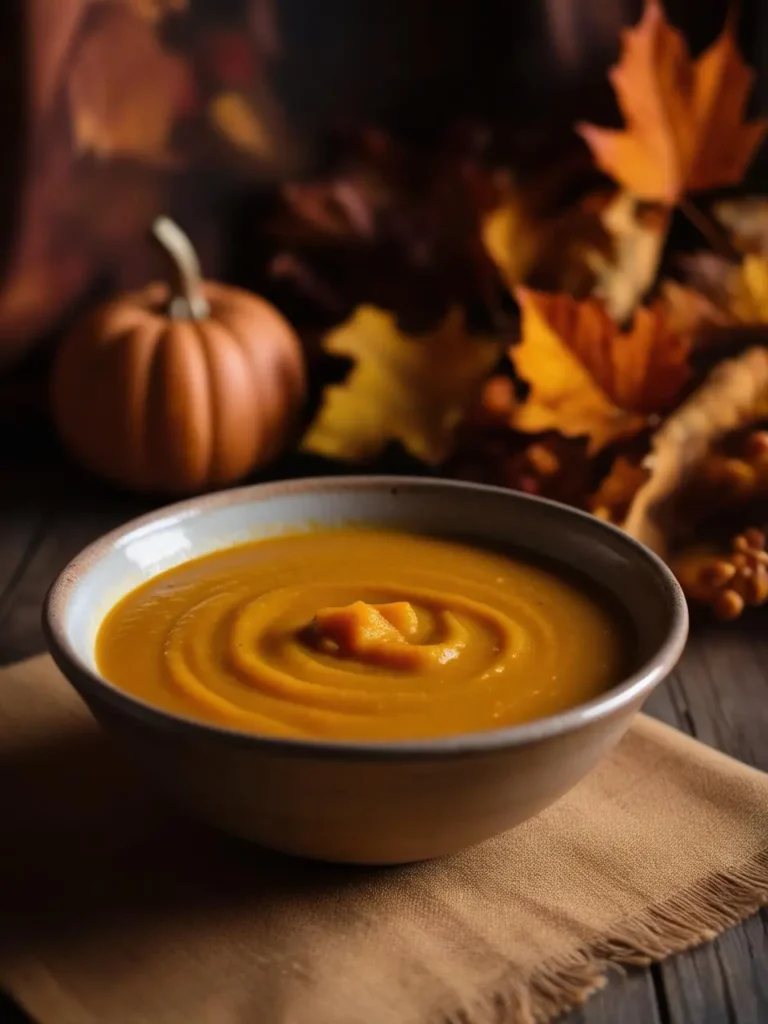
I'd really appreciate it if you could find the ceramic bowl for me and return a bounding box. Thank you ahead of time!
[44,476,688,864]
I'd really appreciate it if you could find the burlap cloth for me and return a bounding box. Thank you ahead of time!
[1,655,767,1024]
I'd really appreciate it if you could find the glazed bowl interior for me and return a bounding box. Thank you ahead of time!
[47,476,687,751]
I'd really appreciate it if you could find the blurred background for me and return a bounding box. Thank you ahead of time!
[0,0,765,465]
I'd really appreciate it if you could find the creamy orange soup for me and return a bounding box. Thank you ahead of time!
[96,529,630,741]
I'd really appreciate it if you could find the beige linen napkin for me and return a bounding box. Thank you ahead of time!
[1,655,767,1024]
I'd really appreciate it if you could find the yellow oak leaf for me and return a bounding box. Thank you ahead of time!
[302,306,502,464]
[577,1,767,204]
[511,288,692,453]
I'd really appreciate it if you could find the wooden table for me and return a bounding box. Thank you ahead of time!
[1,452,766,1024]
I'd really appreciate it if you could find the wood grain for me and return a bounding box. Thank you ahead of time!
[646,639,768,1024]
[0,463,766,1024]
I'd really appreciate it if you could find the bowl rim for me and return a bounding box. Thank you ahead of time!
[43,475,688,761]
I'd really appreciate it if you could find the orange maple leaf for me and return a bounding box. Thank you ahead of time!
[577,1,767,204]
[510,288,692,453]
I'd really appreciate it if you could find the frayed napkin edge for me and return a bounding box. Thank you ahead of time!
[445,845,768,1024]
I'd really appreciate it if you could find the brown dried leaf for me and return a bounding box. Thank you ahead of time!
[623,347,768,556]
[68,5,192,164]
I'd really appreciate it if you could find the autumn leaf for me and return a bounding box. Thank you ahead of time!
[302,307,503,464]
[510,288,692,452]
[68,5,192,164]
[584,192,670,323]
[577,1,768,204]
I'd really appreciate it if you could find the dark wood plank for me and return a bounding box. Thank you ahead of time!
[0,510,113,663]
[644,623,768,1024]
[0,494,54,1020]
[0,501,48,618]
[672,622,768,771]
[659,916,768,1024]
[0,469,151,665]
[566,967,663,1024]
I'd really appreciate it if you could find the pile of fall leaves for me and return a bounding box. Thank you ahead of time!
[284,1,768,621]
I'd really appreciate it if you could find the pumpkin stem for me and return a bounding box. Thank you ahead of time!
[151,216,210,320]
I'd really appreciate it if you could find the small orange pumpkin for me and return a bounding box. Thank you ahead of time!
[52,218,306,494]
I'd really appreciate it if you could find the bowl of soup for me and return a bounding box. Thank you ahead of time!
[44,476,687,864]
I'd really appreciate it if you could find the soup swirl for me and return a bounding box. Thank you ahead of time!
[96,529,629,740]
